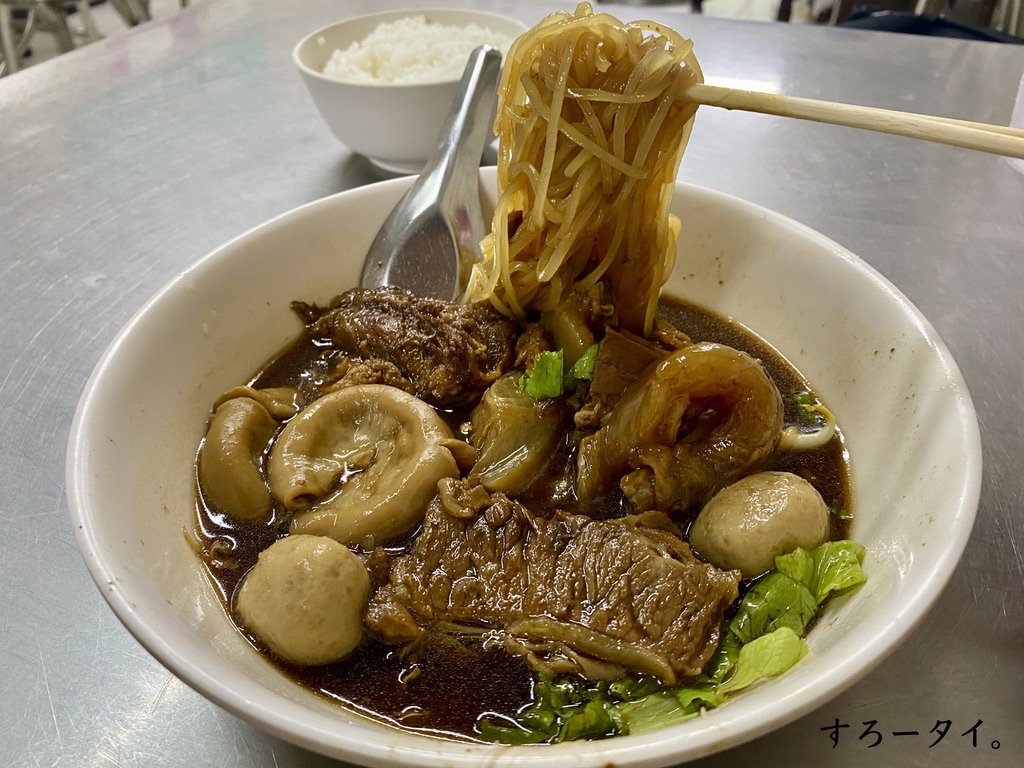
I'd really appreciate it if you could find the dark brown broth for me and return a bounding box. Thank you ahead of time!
[194,293,852,741]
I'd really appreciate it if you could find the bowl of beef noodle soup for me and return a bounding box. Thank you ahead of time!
[67,5,980,767]
[66,164,980,765]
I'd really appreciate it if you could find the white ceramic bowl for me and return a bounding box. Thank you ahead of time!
[293,9,526,174]
[67,169,981,767]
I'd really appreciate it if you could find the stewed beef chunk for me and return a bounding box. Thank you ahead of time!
[296,287,519,407]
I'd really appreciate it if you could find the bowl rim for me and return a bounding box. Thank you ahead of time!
[66,171,983,767]
[292,8,529,88]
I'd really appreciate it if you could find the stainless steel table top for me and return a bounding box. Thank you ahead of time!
[2,1,1022,766]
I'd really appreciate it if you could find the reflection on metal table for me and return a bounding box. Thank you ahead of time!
[1,1,1021,766]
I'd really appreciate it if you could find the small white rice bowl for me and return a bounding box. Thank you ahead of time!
[322,15,518,85]
[293,10,528,174]
[67,169,981,767]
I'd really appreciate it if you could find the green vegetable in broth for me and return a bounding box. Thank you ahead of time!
[520,343,600,399]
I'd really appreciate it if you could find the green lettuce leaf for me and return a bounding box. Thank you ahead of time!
[521,350,564,398]
[729,540,867,646]
[729,572,819,645]
[475,718,550,744]
[610,692,698,735]
[558,696,616,741]
[704,630,742,684]
[612,630,805,736]
[776,540,867,604]
[521,344,600,399]
[718,627,808,694]
[566,343,600,384]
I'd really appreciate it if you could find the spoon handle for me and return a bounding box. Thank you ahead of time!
[424,45,503,293]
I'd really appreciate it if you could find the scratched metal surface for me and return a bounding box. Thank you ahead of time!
[1,1,1022,766]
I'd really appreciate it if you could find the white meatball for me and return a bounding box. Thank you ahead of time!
[689,471,831,579]
[235,534,371,666]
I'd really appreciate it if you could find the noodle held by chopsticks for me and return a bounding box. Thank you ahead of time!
[465,2,702,335]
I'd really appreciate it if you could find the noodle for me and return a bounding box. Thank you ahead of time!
[464,2,703,334]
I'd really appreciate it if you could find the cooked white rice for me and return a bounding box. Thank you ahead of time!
[322,15,517,85]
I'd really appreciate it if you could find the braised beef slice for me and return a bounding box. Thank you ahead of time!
[366,478,740,681]
[300,287,519,407]
[588,327,673,403]
[575,327,671,430]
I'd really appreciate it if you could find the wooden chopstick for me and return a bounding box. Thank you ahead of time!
[919,113,1024,140]
[683,82,1024,161]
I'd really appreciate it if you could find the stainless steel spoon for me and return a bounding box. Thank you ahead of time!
[360,45,502,301]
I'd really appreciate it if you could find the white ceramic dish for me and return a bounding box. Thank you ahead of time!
[67,168,981,767]
[293,10,526,174]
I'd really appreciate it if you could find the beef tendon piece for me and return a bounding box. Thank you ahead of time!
[365,478,740,684]
[299,287,519,407]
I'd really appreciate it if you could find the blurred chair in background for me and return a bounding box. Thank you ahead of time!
[108,0,151,26]
[0,1,97,75]
[991,0,1023,34]
[0,0,189,76]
